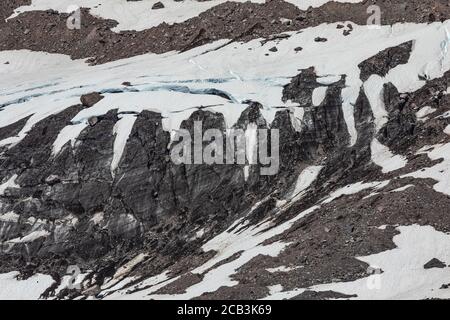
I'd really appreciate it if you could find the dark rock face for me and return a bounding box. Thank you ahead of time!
[152,2,165,10]
[358,41,413,82]
[379,70,450,153]
[281,68,350,156]
[424,258,446,269]
[0,63,358,280]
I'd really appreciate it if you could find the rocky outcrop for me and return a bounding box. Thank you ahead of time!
[2,1,450,64]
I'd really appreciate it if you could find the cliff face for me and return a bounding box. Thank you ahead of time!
[1,0,450,300]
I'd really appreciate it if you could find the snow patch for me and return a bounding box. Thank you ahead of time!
[266,266,300,273]
[52,122,87,155]
[371,139,407,173]
[323,180,390,204]
[0,175,19,195]
[312,86,327,106]
[289,166,323,201]
[111,114,137,175]
[416,106,437,121]
[0,212,20,223]
[390,184,414,192]
[285,0,363,10]
[8,230,50,243]
[0,272,54,300]
[444,125,450,136]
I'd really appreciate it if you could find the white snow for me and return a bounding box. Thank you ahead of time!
[364,75,388,131]
[289,106,305,132]
[289,165,323,200]
[8,230,50,243]
[52,122,87,155]
[267,284,284,296]
[265,225,450,300]
[0,175,19,195]
[111,114,137,175]
[322,180,390,204]
[266,266,300,273]
[245,123,258,166]
[312,86,327,106]
[0,212,20,223]
[444,124,450,136]
[54,272,88,297]
[416,106,437,121]
[284,0,363,10]
[362,192,379,199]
[195,228,205,239]
[90,212,104,225]
[370,139,407,173]
[390,184,414,192]
[316,74,342,85]
[0,272,54,300]
[439,111,450,119]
